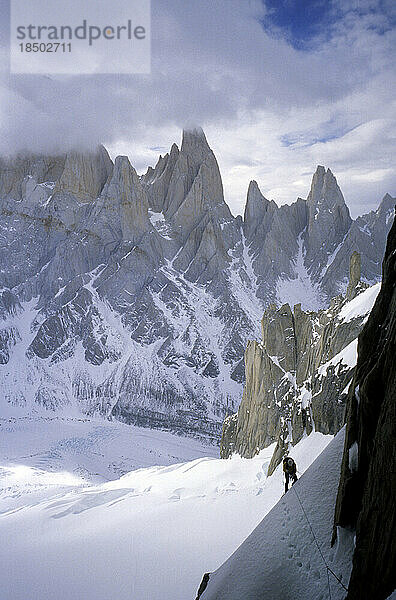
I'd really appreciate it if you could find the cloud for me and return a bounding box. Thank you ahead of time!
[0,0,394,217]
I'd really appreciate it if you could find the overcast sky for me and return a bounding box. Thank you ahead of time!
[0,0,395,217]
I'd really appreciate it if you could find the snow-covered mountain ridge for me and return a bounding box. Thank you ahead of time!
[0,129,394,438]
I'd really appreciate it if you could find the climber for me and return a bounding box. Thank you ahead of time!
[283,456,298,494]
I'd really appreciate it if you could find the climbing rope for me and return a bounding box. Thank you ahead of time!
[291,485,348,599]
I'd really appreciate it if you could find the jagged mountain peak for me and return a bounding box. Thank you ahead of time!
[247,179,260,194]
[98,154,151,235]
[113,153,135,171]
[245,180,269,209]
[54,144,113,204]
[307,164,348,210]
[377,192,395,215]
[108,155,146,204]
[303,165,352,281]
[178,128,217,174]
[181,127,209,152]
[0,129,393,444]
[243,180,274,236]
[164,128,226,223]
[380,191,395,203]
[176,128,219,181]
[143,143,180,186]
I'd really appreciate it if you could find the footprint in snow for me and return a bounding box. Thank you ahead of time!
[313,569,321,580]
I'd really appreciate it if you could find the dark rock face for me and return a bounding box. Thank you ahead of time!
[195,573,210,599]
[333,210,396,600]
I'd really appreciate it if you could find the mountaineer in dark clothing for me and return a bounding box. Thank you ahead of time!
[283,456,298,494]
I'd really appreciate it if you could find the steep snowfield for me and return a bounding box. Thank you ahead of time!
[0,414,332,600]
[318,338,358,377]
[338,282,381,322]
[314,285,381,380]
[202,429,353,600]
[276,233,325,311]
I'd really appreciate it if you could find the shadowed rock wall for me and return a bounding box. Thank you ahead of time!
[333,210,396,600]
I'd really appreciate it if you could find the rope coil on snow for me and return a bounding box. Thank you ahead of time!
[291,485,348,599]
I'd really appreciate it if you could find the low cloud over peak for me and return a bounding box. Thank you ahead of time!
[0,0,394,217]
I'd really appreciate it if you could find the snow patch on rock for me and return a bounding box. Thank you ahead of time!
[276,233,325,311]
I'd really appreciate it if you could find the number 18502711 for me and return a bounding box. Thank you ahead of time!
[19,42,72,52]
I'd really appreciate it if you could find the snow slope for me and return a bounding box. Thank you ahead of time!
[317,338,358,378]
[0,415,332,600]
[202,429,353,600]
[338,282,381,323]
[276,233,325,311]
